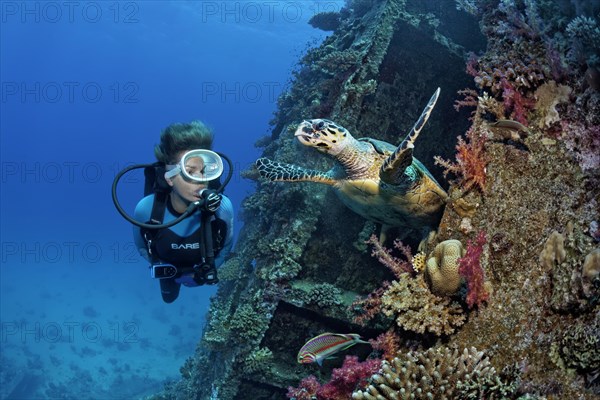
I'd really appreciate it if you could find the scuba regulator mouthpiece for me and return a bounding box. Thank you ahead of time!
[112,151,233,230]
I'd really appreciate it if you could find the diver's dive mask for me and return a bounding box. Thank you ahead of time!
[164,149,223,183]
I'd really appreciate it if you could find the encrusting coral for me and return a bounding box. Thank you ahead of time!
[581,248,600,298]
[424,239,465,296]
[539,230,566,271]
[550,312,600,377]
[351,347,520,399]
[242,347,273,375]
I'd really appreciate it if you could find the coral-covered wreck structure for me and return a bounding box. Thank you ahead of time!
[151,0,599,398]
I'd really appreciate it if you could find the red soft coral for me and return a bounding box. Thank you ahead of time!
[458,231,489,308]
[316,356,381,400]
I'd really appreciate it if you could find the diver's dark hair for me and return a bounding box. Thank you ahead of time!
[154,121,214,164]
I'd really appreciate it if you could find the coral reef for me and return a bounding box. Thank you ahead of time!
[149,1,600,399]
[352,347,520,399]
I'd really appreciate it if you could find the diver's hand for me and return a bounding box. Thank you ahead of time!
[201,190,221,212]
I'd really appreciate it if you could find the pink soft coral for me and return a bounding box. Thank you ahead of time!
[287,375,320,400]
[317,356,381,400]
[287,357,382,400]
[458,231,489,308]
[366,235,414,278]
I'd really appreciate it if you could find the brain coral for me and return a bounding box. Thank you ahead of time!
[425,239,466,296]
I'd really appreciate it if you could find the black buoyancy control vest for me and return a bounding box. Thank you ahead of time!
[141,163,227,266]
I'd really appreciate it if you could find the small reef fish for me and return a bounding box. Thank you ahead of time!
[297,333,369,366]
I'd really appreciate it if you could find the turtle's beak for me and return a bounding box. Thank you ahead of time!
[294,120,316,140]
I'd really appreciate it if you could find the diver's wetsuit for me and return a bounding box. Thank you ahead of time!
[133,194,234,303]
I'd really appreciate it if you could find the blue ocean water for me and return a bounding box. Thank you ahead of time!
[0,2,340,398]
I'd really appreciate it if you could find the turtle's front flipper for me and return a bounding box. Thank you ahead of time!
[380,87,440,185]
[256,158,337,186]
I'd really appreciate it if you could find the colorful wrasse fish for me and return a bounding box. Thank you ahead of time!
[297,332,369,366]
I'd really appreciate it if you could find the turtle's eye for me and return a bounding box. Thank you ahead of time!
[314,121,325,130]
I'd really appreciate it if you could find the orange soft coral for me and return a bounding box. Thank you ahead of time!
[434,125,487,193]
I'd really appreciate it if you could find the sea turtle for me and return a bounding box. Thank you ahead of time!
[256,88,448,240]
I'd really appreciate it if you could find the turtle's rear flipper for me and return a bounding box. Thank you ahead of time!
[256,158,336,185]
[380,88,440,185]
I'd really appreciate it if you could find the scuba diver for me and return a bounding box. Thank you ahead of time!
[112,121,234,303]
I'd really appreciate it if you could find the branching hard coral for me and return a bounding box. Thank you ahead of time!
[434,125,488,194]
[458,231,490,309]
[313,48,362,76]
[467,52,546,125]
[380,274,466,336]
[352,347,520,399]
[203,298,234,348]
[424,239,466,296]
[566,16,600,66]
[470,58,547,96]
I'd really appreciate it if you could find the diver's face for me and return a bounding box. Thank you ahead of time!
[165,151,207,207]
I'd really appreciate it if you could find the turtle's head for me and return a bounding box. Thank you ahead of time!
[294,119,352,155]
